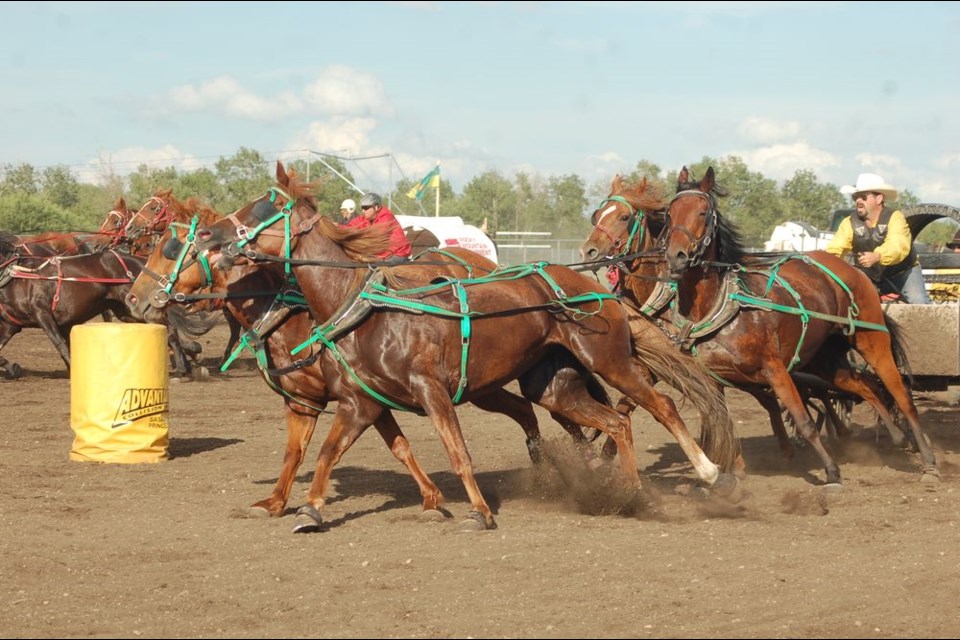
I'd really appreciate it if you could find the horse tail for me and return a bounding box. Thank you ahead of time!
[627,313,742,472]
[883,311,914,389]
[166,306,226,337]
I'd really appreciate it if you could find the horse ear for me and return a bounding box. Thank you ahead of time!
[276,160,291,189]
[701,166,715,193]
[612,174,623,192]
[678,166,689,185]
[115,196,126,210]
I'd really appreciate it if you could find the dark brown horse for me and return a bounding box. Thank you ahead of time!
[579,175,908,463]
[657,166,938,485]
[183,161,740,532]
[0,231,202,380]
[125,212,614,518]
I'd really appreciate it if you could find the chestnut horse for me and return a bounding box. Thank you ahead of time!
[125,213,615,518]
[579,175,908,463]
[658,166,938,485]
[182,161,739,532]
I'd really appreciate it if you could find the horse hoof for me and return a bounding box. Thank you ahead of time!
[711,473,745,503]
[291,504,323,533]
[247,505,273,518]
[418,509,447,522]
[458,511,494,532]
[194,366,210,381]
[920,470,942,484]
[822,482,844,492]
[8,363,22,380]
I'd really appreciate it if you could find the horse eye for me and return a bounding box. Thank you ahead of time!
[162,238,183,260]
[251,199,278,222]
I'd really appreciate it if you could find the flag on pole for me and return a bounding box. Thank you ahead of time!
[407,164,440,201]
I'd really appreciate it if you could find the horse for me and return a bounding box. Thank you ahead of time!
[657,166,938,485]
[125,213,621,518]
[123,190,242,367]
[182,160,740,532]
[578,175,906,462]
[0,231,203,380]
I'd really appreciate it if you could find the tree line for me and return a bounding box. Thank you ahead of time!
[2,146,954,248]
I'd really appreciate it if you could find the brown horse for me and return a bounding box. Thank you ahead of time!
[658,166,938,485]
[123,191,242,368]
[0,232,146,377]
[578,175,908,462]
[183,161,739,532]
[125,213,616,518]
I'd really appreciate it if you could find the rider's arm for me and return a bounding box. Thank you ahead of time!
[875,210,912,266]
[824,218,853,257]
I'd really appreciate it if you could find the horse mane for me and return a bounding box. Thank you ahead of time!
[276,163,390,263]
[609,175,668,240]
[675,172,745,265]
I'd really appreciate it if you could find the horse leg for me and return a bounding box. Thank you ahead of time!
[823,368,907,447]
[0,322,24,379]
[293,402,381,534]
[764,365,841,485]
[166,328,193,379]
[469,389,548,464]
[597,359,742,494]
[220,310,243,369]
[415,388,498,531]
[370,411,446,517]
[748,389,796,459]
[249,402,320,517]
[853,333,939,481]
[35,311,71,370]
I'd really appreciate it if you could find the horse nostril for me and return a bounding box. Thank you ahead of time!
[197,230,211,241]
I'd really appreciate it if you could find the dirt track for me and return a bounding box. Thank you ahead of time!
[1,323,959,639]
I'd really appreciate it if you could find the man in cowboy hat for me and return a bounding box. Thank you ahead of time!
[825,172,931,303]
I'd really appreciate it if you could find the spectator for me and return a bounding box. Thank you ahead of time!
[825,173,930,303]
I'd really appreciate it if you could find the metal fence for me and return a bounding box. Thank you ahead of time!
[494,233,585,267]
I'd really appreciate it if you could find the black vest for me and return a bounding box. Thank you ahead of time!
[849,207,916,283]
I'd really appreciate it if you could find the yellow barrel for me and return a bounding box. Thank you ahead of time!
[69,322,169,463]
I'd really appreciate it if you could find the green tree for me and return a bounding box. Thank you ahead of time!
[780,169,846,230]
[457,171,516,233]
[0,162,40,196]
[40,165,80,209]
[0,193,73,233]
[215,147,272,211]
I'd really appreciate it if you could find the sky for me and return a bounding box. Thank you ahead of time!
[2,1,960,207]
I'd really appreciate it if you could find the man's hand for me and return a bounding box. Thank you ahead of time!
[857,251,881,268]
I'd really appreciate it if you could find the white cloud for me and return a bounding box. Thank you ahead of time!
[303,66,393,117]
[738,116,801,144]
[168,77,303,120]
[853,152,902,173]
[732,141,840,181]
[296,117,380,158]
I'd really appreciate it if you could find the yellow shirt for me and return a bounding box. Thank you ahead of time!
[824,209,913,267]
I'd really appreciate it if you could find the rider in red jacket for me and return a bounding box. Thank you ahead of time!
[343,192,412,260]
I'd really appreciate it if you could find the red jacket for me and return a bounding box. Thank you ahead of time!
[344,206,412,259]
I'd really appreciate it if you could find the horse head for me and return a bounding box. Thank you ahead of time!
[580,174,667,263]
[663,166,745,278]
[126,204,226,322]
[194,160,390,270]
[98,197,133,235]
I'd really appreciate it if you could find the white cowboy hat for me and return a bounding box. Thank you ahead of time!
[340,198,356,212]
[840,173,898,200]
